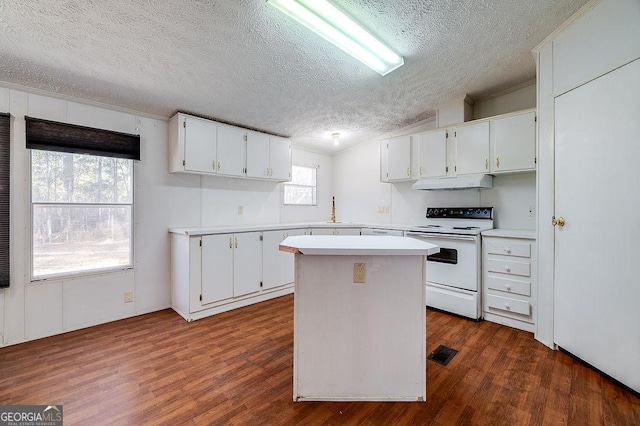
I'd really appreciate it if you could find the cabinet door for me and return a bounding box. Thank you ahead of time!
[263,229,306,290]
[269,136,292,181]
[417,129,447,178]
[310,228,334,235]
[246,131,270,179]
[335,228,361,235]
[216,125,246,177]
[455,121,490,175]
[201,234,234,305]
[387,136,412,181]
[491,111,536,173]
[233,232,263,297]
[184,116,217,173]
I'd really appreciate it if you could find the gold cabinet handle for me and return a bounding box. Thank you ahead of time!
[419,166,423,175]
[217,160,221,171]
[485,158,488,170]
[229,237,233,248]
[551,216,566,227]
[212,160,216,171]
[496,156,500,168]
[235,237,238,248]
[406,167,410,176]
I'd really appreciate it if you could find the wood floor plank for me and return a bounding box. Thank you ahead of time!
[0,295,637,425]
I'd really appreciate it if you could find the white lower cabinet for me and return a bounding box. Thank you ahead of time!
[262,229,308,290]
[170,230,294,321]
[482,233,536,332]
[310,227,361,235]
[232,232,263,297]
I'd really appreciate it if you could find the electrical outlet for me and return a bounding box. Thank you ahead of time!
[528,205,535,217]
[238,205,244,215]
[353,263,366,283]
[124,291,133,303]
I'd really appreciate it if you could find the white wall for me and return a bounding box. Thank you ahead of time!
[281,149,333,223]
[474,81,536,119]
[0,85,333,346]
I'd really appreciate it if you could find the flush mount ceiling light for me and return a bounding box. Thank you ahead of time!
[331,132,340,146]
[267,0,404,76]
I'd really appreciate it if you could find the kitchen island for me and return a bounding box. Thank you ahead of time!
[280,235,439,402]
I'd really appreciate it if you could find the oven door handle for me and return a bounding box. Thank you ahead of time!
[405,232,478,241]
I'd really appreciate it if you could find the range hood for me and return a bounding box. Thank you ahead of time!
[412,174,493,190]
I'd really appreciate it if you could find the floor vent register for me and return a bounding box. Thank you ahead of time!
[427,345,458,366]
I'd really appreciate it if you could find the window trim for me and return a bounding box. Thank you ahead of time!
[283,165,317,206]
[29,151,135,282]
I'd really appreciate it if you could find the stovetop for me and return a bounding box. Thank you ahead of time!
[411,207,494,236]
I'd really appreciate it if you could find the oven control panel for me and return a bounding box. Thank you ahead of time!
[426,207,493,219]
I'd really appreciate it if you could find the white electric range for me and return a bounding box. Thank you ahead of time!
[406,207,493,320]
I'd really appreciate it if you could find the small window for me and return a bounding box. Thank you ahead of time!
[31,151,133,279]
[284,165,317,206]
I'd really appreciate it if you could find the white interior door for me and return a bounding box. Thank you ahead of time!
[554,58,640,392]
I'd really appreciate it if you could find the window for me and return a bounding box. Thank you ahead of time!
[284,165,317,205]
[31,151,133,279]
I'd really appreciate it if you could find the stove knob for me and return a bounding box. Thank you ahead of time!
[476,209,481,215]
[483,209,489,216]
[434,209,440,215]
[427,209,433,216]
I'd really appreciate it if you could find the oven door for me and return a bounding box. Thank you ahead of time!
[406,233,480,292]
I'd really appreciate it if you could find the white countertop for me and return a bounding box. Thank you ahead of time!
[279,235,439,256]
[169,222,417,236]
[481,229,536,239]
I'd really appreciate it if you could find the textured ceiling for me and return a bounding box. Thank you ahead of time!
[0,0,588,154]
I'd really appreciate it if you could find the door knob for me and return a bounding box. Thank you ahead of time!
[552,216,566,227]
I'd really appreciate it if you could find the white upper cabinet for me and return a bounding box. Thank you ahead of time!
[170,113,291,181]
[268,136,292,181]
[176,114,218,174]
[216,124,247,177]
[413,129,447,178]
[246,132,291,181]
[552,0,640,96]
[246,131,271,179]
[387,135,412,181]
[455,121,490,175]
[490,110,536,173]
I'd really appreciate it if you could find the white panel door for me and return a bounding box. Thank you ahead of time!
[233,232,263,297]
[184,116,217,173]
[269,136,292,181]
[216,125,246,177]
[417,129,447,178]
[455,121,490,175]
[263,229,306,290]
[387,136,412,181]
[201,234,234,305]
[554,58,640,392]
[491,111,536,173]
[246,131,270,179]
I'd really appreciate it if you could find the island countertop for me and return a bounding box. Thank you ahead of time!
[279,235,439,256]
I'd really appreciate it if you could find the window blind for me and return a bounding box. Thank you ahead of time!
[0,113,10,288]
[25,116,140,161]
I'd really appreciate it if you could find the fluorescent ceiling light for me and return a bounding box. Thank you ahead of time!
[267,0,404,76]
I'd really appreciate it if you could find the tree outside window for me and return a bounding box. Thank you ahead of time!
[284,165,317,206]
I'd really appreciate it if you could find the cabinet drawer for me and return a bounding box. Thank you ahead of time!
[486,294,530,316]
[486,259,530,277]
[486,276,531,297]
[485,241,530,258]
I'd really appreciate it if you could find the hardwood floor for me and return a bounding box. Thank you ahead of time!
[1,294,638,425]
